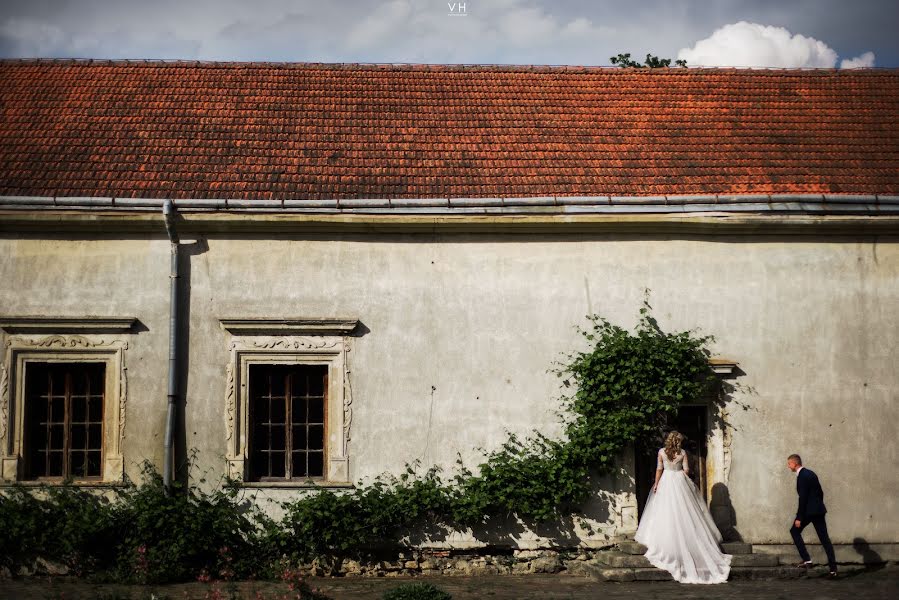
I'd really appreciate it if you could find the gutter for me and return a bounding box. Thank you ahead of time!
[0,194,898,215]
[162,200,179,494]
[2,195,898,236]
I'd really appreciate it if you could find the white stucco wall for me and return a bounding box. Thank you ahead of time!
[1,231,897,546]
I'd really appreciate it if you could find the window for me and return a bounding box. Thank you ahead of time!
[248,364,327,481]
[220,321,357,486]
[1,332,129,484]
[24,363,105,480]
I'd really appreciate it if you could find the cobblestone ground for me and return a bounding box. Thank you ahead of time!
[1,567,897,600]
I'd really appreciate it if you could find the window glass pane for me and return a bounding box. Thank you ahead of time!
[292,451,307,478]
[50,397,64,422]
[293,426,307,450]
[308,425,324,450]
[308,371,325,397]
[70,451,86,478]
[308,452,324,477]
[291,373,308,397]
[48,452,64,477]
[71,424,87,450]
[250,452,268,480]
[308,398,324,423]
[270,397,286,424]
[249,365,268,398]
[72,371,89,396]
[49,425,65,451]
[291,397,308,425]
[270,424,286,450]
[71,396,87,423]
[88,424,102,450]
[269,372,286,397]
[253,424,270,449]
[87,452,102,477]
[88,397,103,422]
[268,452,286,478]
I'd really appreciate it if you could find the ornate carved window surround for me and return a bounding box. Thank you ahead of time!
[0,328,131,484]
[220,318,359,487]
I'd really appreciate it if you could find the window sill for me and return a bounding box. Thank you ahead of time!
[236,481,355,489]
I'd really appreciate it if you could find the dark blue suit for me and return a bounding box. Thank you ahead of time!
[791,467,836,571]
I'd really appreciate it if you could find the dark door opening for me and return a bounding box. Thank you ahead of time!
[635,405,708,518]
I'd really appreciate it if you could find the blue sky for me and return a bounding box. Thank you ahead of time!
[0,0,896,68]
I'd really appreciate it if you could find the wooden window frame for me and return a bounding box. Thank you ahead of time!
[23,362,106,481]
[247,364,328,482]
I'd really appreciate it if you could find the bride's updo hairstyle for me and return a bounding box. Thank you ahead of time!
[664,431,685,460]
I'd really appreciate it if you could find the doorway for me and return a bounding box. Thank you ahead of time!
[635,405,709,518]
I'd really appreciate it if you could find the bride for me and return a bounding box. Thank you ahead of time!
[634,431,732,584]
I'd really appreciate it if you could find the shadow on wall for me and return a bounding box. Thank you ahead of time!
[706,367,752,543]
[404,469,623,549]
[174,237,210,486]
[710,483,741,542]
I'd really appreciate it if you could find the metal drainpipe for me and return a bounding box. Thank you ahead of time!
[162,199,180,494]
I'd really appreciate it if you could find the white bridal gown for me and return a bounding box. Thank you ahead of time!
[634,449,732,584]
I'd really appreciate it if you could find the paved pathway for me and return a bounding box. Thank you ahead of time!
[2,567,896,599]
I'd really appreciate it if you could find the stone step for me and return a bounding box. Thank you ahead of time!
[729,566,826,580]
[586,566,674,582]
[565,561,869,582]
[617,541,648,555]
[594,552,652,569]
[619,540,754,556]
[722,542,753,555]
[595,552,778,570]
[633,568,674,581]
[730,553,780,568]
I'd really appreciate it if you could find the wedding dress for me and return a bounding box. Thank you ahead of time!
[634,448,732,584]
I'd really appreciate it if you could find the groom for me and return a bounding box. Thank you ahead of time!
[787,454,837,578]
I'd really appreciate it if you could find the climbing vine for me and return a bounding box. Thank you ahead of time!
[0,298,718,580]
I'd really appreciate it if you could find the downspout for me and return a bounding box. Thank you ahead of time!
[162,200,180,494]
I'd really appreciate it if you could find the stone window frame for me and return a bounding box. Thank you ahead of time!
[220,319,358,487]
[0,332,130,484]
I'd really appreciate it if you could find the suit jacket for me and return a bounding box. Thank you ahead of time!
[796,467,827,521]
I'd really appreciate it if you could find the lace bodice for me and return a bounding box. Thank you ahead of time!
[657,448,690,474]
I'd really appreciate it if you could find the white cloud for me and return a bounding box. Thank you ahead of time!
[677,21,839,68]
[0,17,77,56]
[346,1,414,52]
[840,51,875,69]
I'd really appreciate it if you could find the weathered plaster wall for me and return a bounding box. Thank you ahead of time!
[1,232,897,546]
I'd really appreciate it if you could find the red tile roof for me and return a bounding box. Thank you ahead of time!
[1,60,897,200]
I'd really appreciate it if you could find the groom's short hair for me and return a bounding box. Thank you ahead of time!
[788,454,802,465]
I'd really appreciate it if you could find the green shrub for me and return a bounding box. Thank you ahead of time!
[382,582,452,600]
[111,462,272,583]
[0,484,119,575]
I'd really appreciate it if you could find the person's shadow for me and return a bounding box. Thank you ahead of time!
[833,537,886,579]
[852,537,885,572]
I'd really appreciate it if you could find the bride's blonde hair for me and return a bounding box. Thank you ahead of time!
[664,431,684,460]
